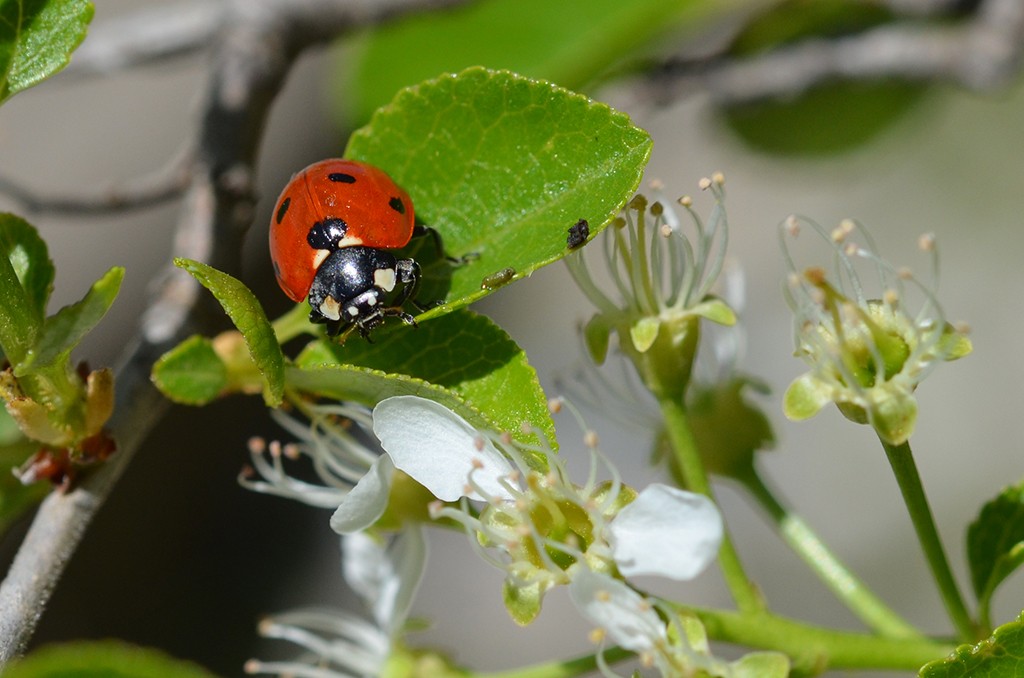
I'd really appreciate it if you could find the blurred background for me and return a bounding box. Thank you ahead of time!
[1,1,1023,676]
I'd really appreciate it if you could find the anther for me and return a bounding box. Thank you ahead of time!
[918,232,936,252]
[785,215,800,236]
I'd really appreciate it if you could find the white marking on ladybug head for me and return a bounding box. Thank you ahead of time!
[346,305,360,317]
[337,235,364,248]
[374,268,397,292]
[312,249,330,270]
[319,295,341,321]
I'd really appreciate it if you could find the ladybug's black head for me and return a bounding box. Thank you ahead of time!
[307,218,348,251]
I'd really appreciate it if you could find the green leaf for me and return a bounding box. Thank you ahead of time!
[0,0,94,105]
[968,481,1024,624]
[295,309,555,449]
[340,0,734,125]
[4,640,221,678]
[723,82,929,156]
[721,0,930,155]
[0,213,52,363]
[287,360,464,416]
[919,612,1024,677]
[285,359,557,469]
[174,259,284,407]
[151,335,228,406]
[346,67,651,318]
[0,213,52,314]
[20,266,123,373]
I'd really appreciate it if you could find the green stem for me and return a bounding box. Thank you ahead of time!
[881,438,975,640]
[738,465,922,640]
[658,396,764,614]
[478,647,632,678]
[687,605,953,674]
[272,302,317,344]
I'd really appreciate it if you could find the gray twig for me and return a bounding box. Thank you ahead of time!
[0,148,194,215]
[0,0,470,665]
[646,0,1024,105]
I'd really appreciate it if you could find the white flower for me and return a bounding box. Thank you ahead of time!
[342,528,426,633]
[568,569,668,654]
[329,396,517,534]
[240,403,379,510]
[246,528,426,678]
[780,217,971,445]
[359,395,723,626]
[569,569,722,677]
[371,395,516,503]
[565,176,736,403]
[608,484,723,580]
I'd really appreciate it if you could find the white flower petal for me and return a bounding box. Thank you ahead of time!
[330,454,394,534]
[342,527,427,634]
[373,396,515,502]
[568,569,665,652]
[608,484,722,580]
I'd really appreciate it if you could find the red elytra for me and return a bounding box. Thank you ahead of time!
[269,159,416,302]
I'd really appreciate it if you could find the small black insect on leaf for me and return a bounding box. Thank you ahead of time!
[567,219,589,249]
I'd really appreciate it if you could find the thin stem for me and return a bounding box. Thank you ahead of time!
[479,647,632,678]
[737,465,922,639]
[658,396,764,614]
[686,605,953,674]
[881,438,976,640]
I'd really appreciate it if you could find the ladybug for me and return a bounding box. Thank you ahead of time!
[269,159,421,338]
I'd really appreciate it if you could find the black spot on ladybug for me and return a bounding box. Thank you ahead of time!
[567,219,589,249]
[389,197,406,214]
[308,218,348,250]
[328,173,356,184]
[276,197,291,224]
[481,267,516,290]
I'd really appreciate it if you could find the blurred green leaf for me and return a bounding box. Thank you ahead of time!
[20,266,123,373]
[4,640,221,678]
[721,0,930,155]
[151,335,228,406]
[729,0,892,55]
[919,612,1024,677]
[0,213,52,365]
[347,67,651,319]
[174,259,284,407]
[341,0,737,124]
[967,481,1024,626]
[0,0,94,104]
[296,308,554,449]
[724,81,928,155]
[675,376,774,480]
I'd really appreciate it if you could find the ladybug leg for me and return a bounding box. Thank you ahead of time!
[412,224,477,266]
[381,307,417,326]
[392,259,421,308]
